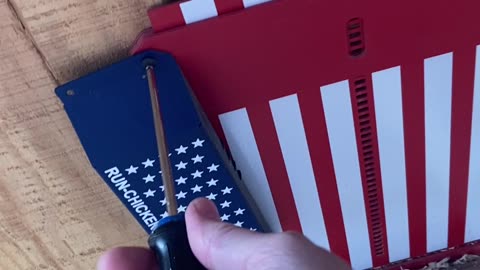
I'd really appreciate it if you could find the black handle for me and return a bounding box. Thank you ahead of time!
[148,215,207,270]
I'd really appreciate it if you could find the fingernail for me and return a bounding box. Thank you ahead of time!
[191,198,220,221]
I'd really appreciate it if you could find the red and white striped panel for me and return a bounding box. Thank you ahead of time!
[148,0,273,32]
[217,46,480,269]
[133,0,480,268]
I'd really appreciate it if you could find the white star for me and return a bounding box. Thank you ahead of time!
[175,176,187,185]
[143,189,156,198]
[125,165,138,174]
[234,221,244,227]
[250,228,257,231]
[160,211,169,219]
[143,174,156,183]
[191,185,203,193]
[191,170,203,179]
[176,191,187,199]
[192,138,205,148]
[206,193,217,200]
[221,186,233,195]
[142,158,155,168]
[160,198,167,206]
[177,205,187,213]
[191,154,204,164]
[234,208,245,215]
[220,200,231,208]
[206,178,218,187]
[175,161,188,170]
[220,214,230,221]
[159,185,165,191]
[207,163,219,172]
[175,145,188,154]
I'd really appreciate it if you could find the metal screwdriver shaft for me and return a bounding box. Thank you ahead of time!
[145,63,207,270]
[146,65,178,216]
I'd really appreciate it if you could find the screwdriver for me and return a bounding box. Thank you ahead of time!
[145,63,207,270]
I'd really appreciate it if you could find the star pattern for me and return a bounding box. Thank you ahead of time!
[234,221,244,227]
[206,193,217,200]
[234,208,245,216]
[175,145,188,154]
[206,178,218,187]
[191,154,204,164]
[142,158,155,168]
[125,165,138,174]
[175,161,188,170]
[192,138,205,148]
[143,174,155,183]
[160,211,169,219]
[114,136,260,233]
[176,191,187,199]
[221,187,232,195]
[177,205,187,213]
[220,200,231,208]
[160,198,167,206]
[175,176,187,185]
[144,189,156,198]
[191,185,203,193]
[191,170,203,179]
[207,163,219,172]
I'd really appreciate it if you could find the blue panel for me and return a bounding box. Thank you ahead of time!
[55,51,267,234]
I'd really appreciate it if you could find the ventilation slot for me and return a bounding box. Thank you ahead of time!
[347,18,366,57]
[352,77,385,257]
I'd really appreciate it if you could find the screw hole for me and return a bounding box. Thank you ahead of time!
[142,58,156,69]
[66,90,75,96]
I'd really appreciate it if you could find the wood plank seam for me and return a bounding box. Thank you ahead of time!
[5,0,60,85]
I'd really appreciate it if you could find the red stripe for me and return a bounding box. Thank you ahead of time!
[247,104,302,232]
[401,61,427,257]
[148,2,186,32]
[448,47,477,247]
[349,77,389,266]
[214,0,244,14]
[297,88,350,263]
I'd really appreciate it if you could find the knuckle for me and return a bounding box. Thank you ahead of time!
[204,223,237,259]
[245,232,308,269]
[274,231,306,247]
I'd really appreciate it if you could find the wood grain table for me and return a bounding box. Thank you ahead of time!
[0,0,167,268]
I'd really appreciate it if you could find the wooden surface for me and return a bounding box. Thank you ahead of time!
[0,0,165,268]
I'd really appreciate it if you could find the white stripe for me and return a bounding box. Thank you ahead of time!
[372,66,410,262]
[180,0,218,24]
[219,109,282,233]
[243,0,272,8]
[425,52,453,252]
[269,94,330,250]
[321,81,372,270]
[465,45,480,243]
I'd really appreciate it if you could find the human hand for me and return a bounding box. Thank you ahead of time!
[97,198,351,270]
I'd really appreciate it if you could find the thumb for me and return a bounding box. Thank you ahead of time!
[185,198,265,269]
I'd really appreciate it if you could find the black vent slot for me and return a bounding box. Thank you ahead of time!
[347,18,365,57]
[352,77,385,257]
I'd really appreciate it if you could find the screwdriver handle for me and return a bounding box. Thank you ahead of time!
[148,214,207,270]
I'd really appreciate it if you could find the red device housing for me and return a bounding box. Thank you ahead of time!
[131,1,480,268]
